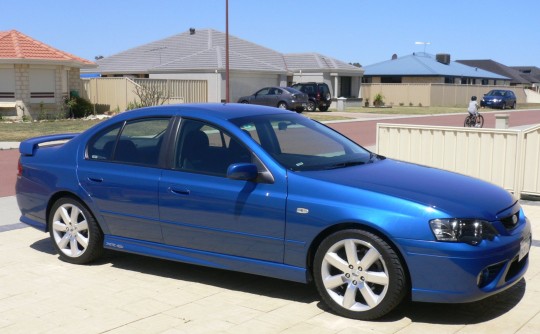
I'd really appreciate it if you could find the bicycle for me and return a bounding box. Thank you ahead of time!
[464,113,484,128]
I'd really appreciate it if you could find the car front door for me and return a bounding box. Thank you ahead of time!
[78,117,171,243]
[251,87,272,106]
[159,118,287,262]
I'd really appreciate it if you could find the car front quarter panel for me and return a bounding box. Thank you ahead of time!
[283,173,443,268]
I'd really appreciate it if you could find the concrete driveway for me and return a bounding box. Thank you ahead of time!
[0,196,539,333]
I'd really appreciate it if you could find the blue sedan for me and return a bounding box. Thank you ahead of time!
[16,103,531,320]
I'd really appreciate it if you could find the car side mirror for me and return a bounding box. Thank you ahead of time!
[227,163,259,181]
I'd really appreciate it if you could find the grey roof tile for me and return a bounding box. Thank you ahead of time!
[91,29,362,75]
[456,59,529,84]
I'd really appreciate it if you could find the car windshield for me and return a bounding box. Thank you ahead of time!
[231,113,376,171]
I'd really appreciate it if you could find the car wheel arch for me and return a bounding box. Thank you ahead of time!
[305,222,411,286]
[46,191,104,234]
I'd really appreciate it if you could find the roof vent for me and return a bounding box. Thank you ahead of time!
[189,28,196,35]
[391,53,398,60]
[436,53,451,65]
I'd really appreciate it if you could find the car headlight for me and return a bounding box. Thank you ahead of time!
[429,219,498,245]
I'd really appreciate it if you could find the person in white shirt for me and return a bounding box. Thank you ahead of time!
[467,96,480,127]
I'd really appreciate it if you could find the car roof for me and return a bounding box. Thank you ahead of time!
[112,103,293,122]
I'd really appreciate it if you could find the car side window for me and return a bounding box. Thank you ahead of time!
[176,119,253,177]
[87,117,170,166]
[257,88,270,96]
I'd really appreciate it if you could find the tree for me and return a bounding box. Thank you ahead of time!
[133,83,170,108]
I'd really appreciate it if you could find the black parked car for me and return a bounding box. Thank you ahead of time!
[291,82,332,112]
[480,90,517,109]
[238,87,307,112]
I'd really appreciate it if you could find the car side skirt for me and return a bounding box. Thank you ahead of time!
[20,215,47,232]
[103,235,309,283]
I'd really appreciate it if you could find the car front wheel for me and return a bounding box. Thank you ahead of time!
[313,229,407,320]
[277,102,288,109]
[49,197,104,264]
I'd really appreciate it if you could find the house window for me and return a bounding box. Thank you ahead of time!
[381,77,401,83]
[29,68,55,102]
[0,68,15,99]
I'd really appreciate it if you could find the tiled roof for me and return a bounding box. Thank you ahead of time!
[0,30,94,66]
[91,29,363,75]
[284,53,363,72]
[456,59,531,84]
[363,53,508,80]
[511,66,540,83]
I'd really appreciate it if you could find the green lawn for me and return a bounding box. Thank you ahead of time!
[0,119,104,142]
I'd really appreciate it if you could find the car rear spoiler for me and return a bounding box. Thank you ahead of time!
[19,133,79,156]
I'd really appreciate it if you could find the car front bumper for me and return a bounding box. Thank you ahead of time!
[396,219,531,303]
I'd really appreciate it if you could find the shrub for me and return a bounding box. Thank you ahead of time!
[65,96,93,118]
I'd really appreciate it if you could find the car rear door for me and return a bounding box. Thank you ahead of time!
[78,117,171,243]
[159,118,288,262]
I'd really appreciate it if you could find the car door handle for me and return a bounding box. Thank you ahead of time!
[87,177,104,183]
[169,187,190,195]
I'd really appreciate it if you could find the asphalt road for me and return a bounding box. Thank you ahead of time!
[1,109,539,198]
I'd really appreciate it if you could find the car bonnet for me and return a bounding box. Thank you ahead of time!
[295,158,515,220]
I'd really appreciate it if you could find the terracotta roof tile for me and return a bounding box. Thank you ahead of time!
[0,30,94,65]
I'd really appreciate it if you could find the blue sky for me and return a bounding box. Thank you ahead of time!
[2,0,539,67]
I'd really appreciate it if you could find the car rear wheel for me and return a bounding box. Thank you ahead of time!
[306,100,316,112]
[313,229,407,320]
[49,197,104,264]
[277,102,288,109]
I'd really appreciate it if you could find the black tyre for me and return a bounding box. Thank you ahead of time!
[319,105,330,112]
[49,197,104,264]
[240,100,249,104]
[277,102,288,109]
[501,103,506,110]
[464,115,473,127]
[313,229,407,320]
[511,102,516,109]
[306,100,316,112]
[476,114,485,128]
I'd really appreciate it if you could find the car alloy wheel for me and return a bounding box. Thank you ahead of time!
[49,197,104,264]
[277,102,288,109]
[307,100,316,112]
[314,229,407,320]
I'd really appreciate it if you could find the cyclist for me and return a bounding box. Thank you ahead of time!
[467,96,481,127]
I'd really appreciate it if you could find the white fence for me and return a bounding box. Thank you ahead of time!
[376,123,540,198]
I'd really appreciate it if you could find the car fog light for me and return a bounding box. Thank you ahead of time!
[429,219,498,245]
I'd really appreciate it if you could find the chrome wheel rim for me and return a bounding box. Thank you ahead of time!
[321,239,389,312]
[51,204,90,258]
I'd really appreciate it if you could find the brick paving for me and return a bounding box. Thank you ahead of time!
[0,199,537,333]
